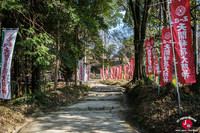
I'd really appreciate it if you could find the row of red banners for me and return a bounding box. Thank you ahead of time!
[100,58,135,80]
[145,0,196,86]
[79,60,91,82]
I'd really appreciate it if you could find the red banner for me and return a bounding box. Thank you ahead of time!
[116,67,119,79]
[113,66,116,79]
[124,64,128,80]
[87,65,91,81]
[128,62,130,79]
[100,69,103,79]
[110,67,113,79]
[171,0,196,84]
[105,68,109,80]
[129,58,135,79]
[145,38,154,75]
[154,55,159,76]
[118,65,122,79]
[160,27,174,86]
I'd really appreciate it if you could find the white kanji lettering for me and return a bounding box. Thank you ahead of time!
[177,23,187,31]
[181,63,189,70]
[164,60,169,67]
[179,40,187,47]
[182,70,190,79]
[181,56,188,64]
[180,47,188,56]
[163,71,169,77]
[175,18,179,23]
[163,76,169,83]
[178,31,187,40]
[183,16,188,22]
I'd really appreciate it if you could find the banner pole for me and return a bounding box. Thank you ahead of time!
[0,28,3,99]
[167,0,181,116]
[158,29,161,95]
[144,39,146,77]
[0,28,4,71]
[153,35,155,88]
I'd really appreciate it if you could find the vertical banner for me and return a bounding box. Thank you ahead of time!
[110,67,113,79]
[171,0,196,84]
[100,69,103,79]
[118,65,122,79]
[160,27,174,86]
[79,60,84,81]
[123,64,128,80]
[105,68,109,80]
[116,67,119,79]
[129,58,135,79]
[154,55,159,76]
[0,29,18,99]
[128,62,130,79]
[145,38,154,75]
[113,66,116,79]
[86,65,91,81]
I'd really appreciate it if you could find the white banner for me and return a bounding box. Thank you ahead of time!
[0,29,18,99]
[79,60,84,81]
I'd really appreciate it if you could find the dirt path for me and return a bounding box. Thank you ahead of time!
[17,83,138,133]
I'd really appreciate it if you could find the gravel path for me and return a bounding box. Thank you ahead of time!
[17,83,138,133]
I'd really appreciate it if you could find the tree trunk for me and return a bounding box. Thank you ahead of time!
[25,46,30,94]
[14,57,19,98]
[74,25,79,86]
[129,0,152,80]
[193,0,199,75]
[54,56,59,90]
[36,66,41,92]
[31,44,37,94]
[75,63,78,86]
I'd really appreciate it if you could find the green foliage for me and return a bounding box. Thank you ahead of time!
[18,28,54,67]
[1,0,122,97]
[1,0,23,10]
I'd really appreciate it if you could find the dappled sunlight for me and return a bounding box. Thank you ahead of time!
[17,85,134,133]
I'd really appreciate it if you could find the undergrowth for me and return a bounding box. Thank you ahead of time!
[123,75,200,133]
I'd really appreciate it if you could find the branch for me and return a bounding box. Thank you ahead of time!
[16,9,54,39]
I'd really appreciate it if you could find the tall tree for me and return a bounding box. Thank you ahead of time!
[128,0,152,80]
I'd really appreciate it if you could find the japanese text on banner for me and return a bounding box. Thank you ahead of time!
[171,0,196,84]
[160,27,174,87]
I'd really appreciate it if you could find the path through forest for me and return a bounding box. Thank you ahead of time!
[17,82,138,133]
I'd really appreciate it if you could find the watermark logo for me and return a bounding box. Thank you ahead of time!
[182,119,192,129]
[175,116,198,132]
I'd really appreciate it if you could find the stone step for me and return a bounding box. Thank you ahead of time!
[91,87,124,92]
[84,96,120,101]
[59,101,120,111]
[86,91,122,97]
[51,109,121,115]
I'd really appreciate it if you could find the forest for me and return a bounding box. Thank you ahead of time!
[0,0,200,132]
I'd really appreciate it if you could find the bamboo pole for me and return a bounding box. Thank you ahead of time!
[158,29,161,95]
[167,0,181,116]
